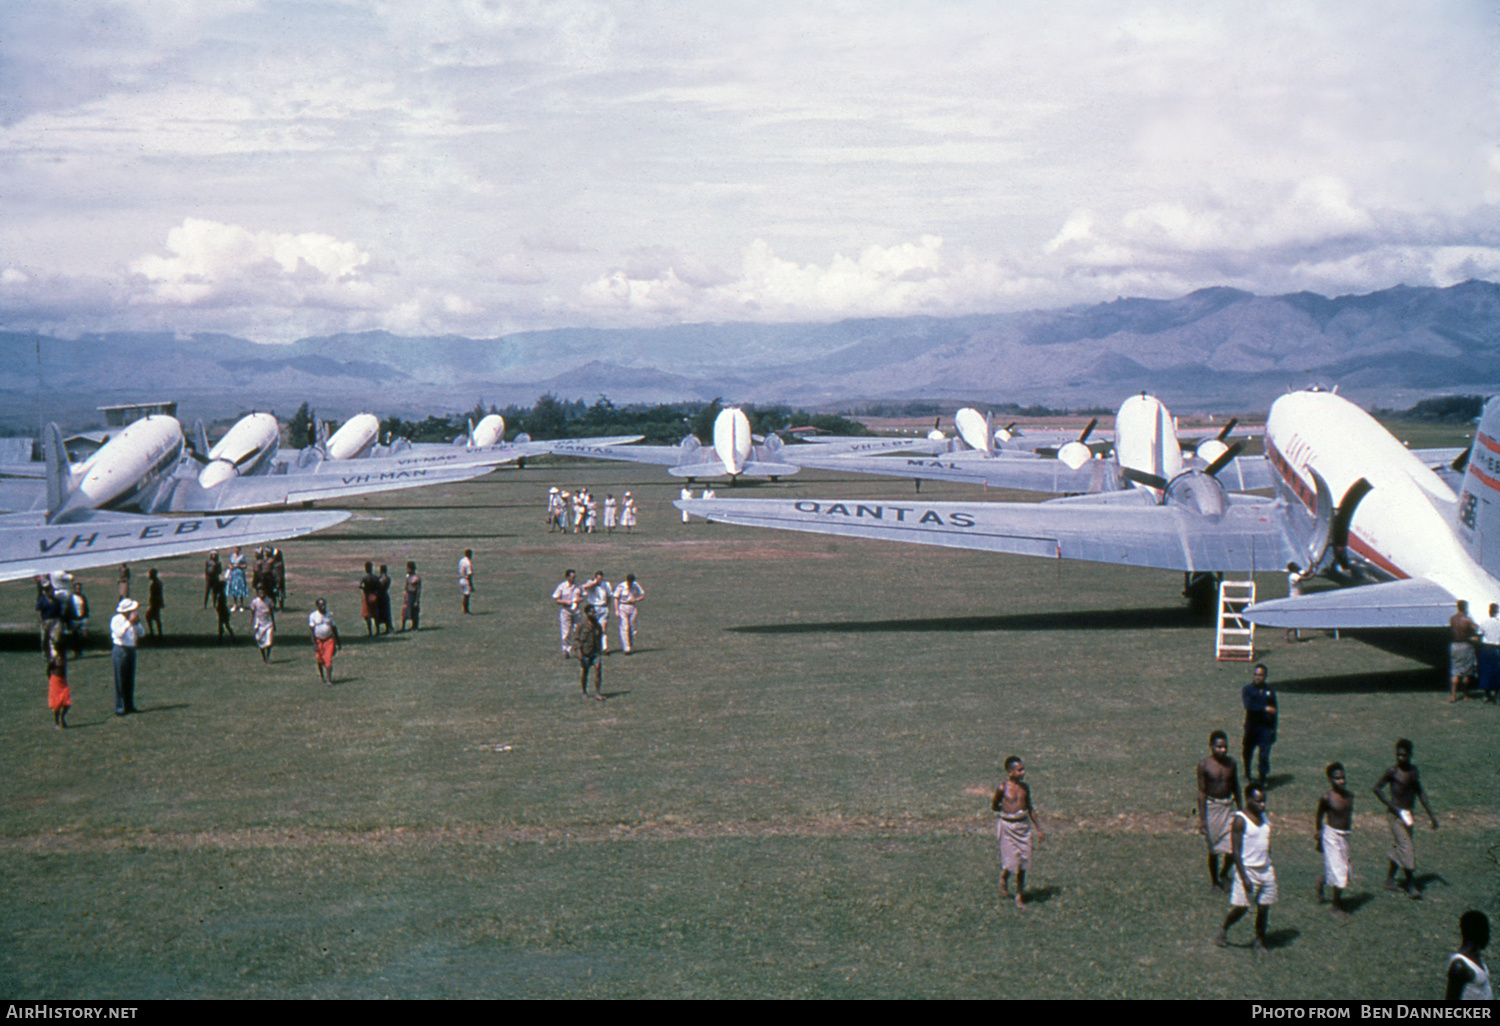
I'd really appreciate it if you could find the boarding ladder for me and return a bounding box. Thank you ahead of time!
[1215,579,1256,661]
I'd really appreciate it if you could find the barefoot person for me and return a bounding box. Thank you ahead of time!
[251,588,276,663]
[308,598,341,686]
[571,602,605,701]
[1314,762,1354,919]
[1197,730,1242,891]
[991,755,1043,908]
[1215,782,1277,955]
[1374,738,1438,899]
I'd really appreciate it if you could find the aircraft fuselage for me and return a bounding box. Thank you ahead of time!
[1264,390,1495,604]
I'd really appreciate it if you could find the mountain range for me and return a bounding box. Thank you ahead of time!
[4,280,1499,429]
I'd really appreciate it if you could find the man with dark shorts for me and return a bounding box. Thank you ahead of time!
[1197,730,1242,891]
[1373,739,1438,899]
[1241,664,1277,785]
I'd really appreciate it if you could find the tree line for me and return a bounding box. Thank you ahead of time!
[283,396,872,448]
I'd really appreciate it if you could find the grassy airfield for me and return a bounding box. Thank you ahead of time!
[0,457,1495,999]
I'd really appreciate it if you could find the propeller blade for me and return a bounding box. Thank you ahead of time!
[1204,441,1245,478]
[1120,466,1169,492]
[1215,417,1239,443]
[1077,418,1098,445]
[1452,447,1471,474]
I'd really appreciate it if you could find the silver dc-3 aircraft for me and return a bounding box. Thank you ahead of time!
[278,411,641,468]
[787,394,1273,496]
[679,388,1500,631]
[0,420,348,585]
[0,414,498,515]
[550,407,800,482]
[778,407,1081,462]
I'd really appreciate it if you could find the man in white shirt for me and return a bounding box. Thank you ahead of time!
[1478,602,1500,702]
[583,571,612,652]
[552,569,580,658]
[308,598,341,685]
[612,574,644,654]
[110,598,145,716]
[680,487,692,523]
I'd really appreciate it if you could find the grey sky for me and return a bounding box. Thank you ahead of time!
[2,0,1496,343]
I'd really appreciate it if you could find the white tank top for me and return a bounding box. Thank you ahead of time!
[1235,811,1271,869]
[1450,953,1492,1001]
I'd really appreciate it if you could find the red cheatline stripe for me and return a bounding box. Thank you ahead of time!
[1470,463,1500,495]
[1478,432,1500,456]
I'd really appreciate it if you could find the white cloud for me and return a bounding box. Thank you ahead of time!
[131,219,370,302]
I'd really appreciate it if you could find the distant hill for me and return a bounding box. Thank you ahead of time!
[4,280,1499,429]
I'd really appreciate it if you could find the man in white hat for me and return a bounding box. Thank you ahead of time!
[110,597,145,715]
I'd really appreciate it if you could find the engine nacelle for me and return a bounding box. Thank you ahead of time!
[1195,438,1230,467]
[1163,469,1228,517]
[1056,441,1094,471]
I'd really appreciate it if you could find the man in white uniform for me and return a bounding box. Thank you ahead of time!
[613,574,644,654]
[680,487,692,523]
[603,493,617,533]
[552,569,580,658]
[582,571,612,651]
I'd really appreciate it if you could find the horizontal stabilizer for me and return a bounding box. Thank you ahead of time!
[1245,578,1457,629]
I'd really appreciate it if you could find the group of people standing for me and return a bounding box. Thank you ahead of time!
[1196,661,1448,955]
[551,568,645,700]
[547,487,636,534]
[34,570,150,727]
[1445,599,1500,703]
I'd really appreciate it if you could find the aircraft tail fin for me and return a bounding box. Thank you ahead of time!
[42,422,71,522]
[1455,397,1500,575]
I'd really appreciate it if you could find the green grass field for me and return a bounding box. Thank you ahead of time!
[1,460,1495,999]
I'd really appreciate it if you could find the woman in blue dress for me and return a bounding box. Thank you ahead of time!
[226,546,249,613]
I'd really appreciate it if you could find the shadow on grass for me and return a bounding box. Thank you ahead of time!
[1274,667,1444,695]
[1020,886,1059,906]
[322,532,519,543]
[729,606,1199,635]
[1264,927,1301,951]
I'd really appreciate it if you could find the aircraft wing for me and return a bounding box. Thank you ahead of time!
[1201,455,1276,492]
[0,509,350,584]
[155,460,497,513]
[676,494,1301,573]
[0,478,47,513]
[783,452,1120,493]
[546,441,684,466]
[666,460,801,479]
[1245,577,1457,629]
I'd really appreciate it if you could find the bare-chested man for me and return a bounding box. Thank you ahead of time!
[1197,730,1243,891]
[1449,600,1480,702]
[1314,762,1354,919]
[1374,739,1438,899]
[991,755,1043,909]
